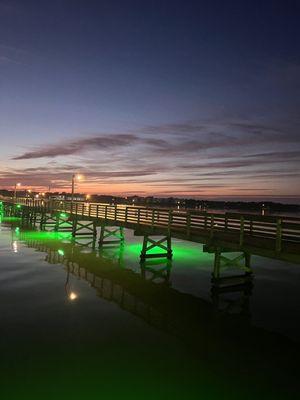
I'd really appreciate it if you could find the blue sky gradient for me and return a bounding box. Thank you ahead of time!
[0,1,300,201]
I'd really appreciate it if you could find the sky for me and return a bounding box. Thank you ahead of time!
[0,0,300,202]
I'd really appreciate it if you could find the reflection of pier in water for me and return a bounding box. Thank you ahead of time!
[16,233,288,348]
[6,228,300,395]
[2,222,299,397]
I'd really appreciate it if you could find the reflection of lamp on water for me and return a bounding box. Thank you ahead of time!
[12,240,18,253]
[69,292,78,301]
[64,263,78,302]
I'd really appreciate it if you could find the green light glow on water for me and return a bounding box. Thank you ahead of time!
[1,216,21,222]
[126,241,212,263]
[60,213,68,218]
[17,230,71,242]
[57,249,65,256]
[16,204,22,209]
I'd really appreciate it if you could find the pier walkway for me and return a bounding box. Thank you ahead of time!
[2,197,299,265]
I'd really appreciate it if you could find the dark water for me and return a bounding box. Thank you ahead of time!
[0,217,300,399]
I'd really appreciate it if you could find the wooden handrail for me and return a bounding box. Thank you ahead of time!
[2,198,300,251]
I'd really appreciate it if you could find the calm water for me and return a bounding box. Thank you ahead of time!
[0,216,300,399]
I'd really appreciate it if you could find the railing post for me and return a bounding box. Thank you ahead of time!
[114,205,117,221]
[168,210,173,233]
[224,213,228,230]
[249,219,253,235]
[210,215,214,238]
[125,206,128,223]
[204,212,208,230]
[137,208,141,225]
[186,211,191,237]
[96,204,99,218]
[276,218,282,252]
[239,216,245,246]
[105,205,108,220]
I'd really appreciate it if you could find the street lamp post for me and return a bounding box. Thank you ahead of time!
[71,174,75,207]
[71,174,82,209]
[14,183,21,201]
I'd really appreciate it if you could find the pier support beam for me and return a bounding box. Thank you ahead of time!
[140,234,172,262]
[55,214,73,233]
[72,219,97,237]
[211,277,253,315]
[203,245,253,280]
[140,259,172,284]
[98,225,124,247]
[40,213,57,230]
[212,250,252,280]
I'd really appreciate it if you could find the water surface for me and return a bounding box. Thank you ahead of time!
[0,217,299,399]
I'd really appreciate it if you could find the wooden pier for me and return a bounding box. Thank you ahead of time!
[1,197,300,265]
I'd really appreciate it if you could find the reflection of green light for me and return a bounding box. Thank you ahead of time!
[60,213,67,218]
[1,217,21,222]
[16,230,71,242]
[15,227,20,233]
[58,249,65,256]
[16,204,21,209]
[126,242,201,257]
[126,240,212,264]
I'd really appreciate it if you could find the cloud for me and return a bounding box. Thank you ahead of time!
[0,43,27,65]
[0,165,158,189]
[179,151,300,170]
[13,134,140,160]
[6,114,300,198]
[12,115,300,161]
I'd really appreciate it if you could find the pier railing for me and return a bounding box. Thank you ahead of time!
[4,197,300,252]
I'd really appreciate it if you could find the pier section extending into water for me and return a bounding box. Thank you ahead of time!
[1,197,300,274]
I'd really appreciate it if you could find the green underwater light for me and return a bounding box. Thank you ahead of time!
[60,213,68,218]
[58,249,65,256]
[16,204,21,209]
